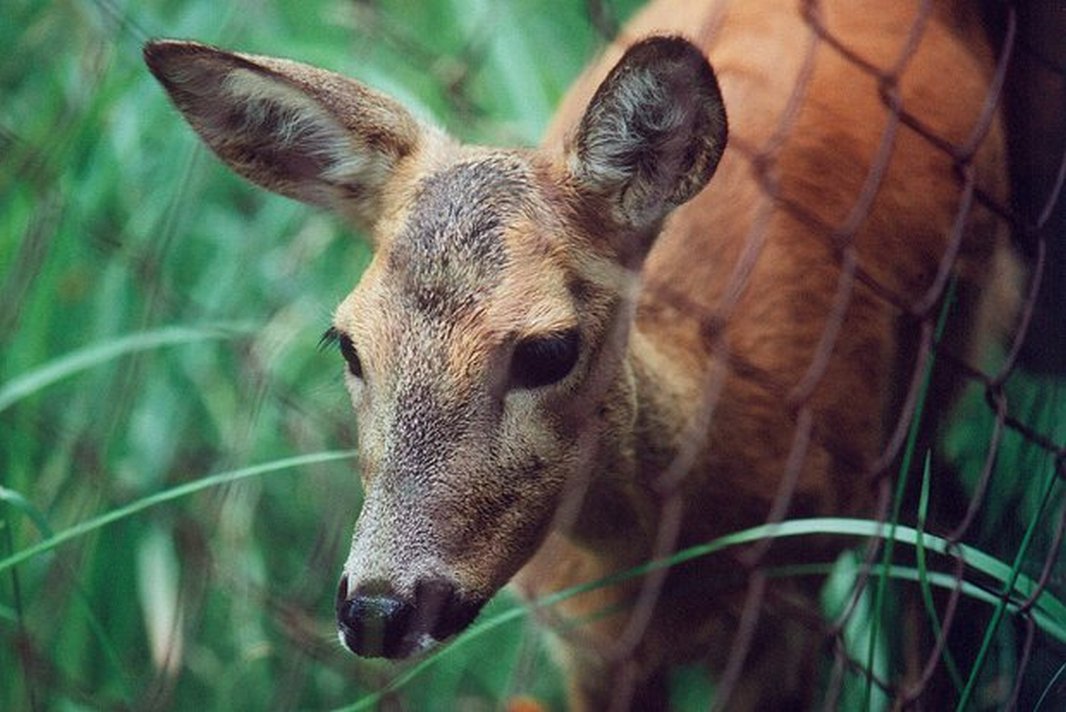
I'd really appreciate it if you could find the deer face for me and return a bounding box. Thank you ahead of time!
[144,35,726,658]
[329,150,639,656]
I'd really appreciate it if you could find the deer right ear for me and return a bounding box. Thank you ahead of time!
[568,36,727,253]
[144,39,435,229]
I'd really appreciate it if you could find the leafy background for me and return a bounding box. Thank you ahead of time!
[2,0,1064,710]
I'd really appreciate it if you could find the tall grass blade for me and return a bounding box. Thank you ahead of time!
[0,324,251,413]
[335,516,1066,708]
[0,450,355,575]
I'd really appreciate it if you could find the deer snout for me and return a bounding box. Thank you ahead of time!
[335,575,484,659]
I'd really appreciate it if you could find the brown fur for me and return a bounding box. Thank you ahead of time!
[145,0,1017,708]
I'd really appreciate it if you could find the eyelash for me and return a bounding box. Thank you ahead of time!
[318,326,341,351]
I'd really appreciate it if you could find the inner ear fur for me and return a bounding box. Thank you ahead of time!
[144,39,430,228]
[569,36,728,242]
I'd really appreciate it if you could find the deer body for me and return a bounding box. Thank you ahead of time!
[518,4,1011,706]
[146,0,1014,708]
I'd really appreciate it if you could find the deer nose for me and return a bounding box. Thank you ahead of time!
[335,581,414,658]
[335,575,483,659]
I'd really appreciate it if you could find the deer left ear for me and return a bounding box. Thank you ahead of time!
[143,39,436,231]
[569,36,727,244]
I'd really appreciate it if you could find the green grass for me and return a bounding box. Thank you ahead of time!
[3,0,1065,710]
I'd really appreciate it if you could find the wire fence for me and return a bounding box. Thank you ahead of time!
[2,0,1064,710]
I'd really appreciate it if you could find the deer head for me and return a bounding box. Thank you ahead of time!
[145,35,726,658]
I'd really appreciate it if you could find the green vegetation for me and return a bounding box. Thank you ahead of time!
[3,1,1063,710]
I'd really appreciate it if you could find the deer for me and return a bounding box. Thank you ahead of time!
[144,0,1019,708]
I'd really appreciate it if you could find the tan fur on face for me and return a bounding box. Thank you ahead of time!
[329,149,638,602]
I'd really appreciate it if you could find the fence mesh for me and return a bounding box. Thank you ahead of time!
[541,2,1066,709]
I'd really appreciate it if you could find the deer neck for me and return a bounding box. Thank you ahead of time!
[563,326,697,564]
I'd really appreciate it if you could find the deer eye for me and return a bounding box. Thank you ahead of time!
[320,327,363,379]
[511,330,580,389]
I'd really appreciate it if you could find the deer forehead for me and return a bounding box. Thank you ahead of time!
[338,154,581,352]
[386,156,524,315]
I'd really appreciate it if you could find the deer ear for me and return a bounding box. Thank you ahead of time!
[569,36,727,242]
[144,39,434,229]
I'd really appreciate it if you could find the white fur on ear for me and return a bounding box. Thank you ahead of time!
[217,68,390,206]
[570,36,728,238]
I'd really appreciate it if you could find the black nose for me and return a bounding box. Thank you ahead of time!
[335,576,483,659]
[336,584,414,658]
